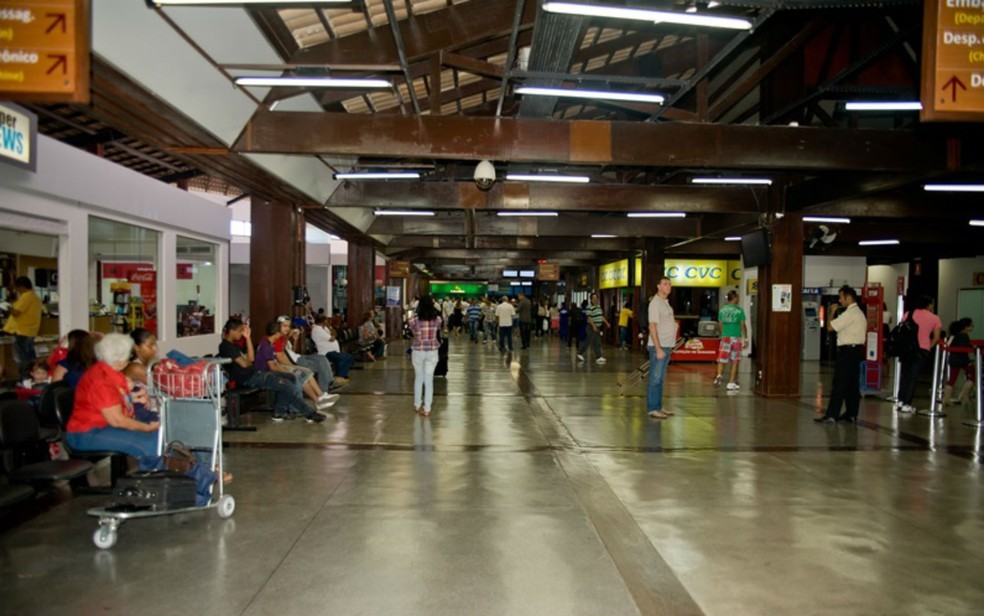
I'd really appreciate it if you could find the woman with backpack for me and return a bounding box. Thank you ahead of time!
[944,318,975,406]
[896,295,943,414]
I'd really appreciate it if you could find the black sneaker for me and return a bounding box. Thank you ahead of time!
[813,416,836,424]
[306,413,327,424]
[272,413,288,422]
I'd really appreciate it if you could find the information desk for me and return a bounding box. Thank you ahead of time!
[671,336,720,362]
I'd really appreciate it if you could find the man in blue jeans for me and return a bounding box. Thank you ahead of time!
[218,318,325,423]
[647,277,676,419]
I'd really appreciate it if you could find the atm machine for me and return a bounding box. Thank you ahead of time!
[802,299,821,360]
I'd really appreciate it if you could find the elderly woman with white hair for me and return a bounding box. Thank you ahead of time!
[65,332,160,460]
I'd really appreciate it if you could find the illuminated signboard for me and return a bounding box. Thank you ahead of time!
[599,258,742,289]
[0,101,36,171]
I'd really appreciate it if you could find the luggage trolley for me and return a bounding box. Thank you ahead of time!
[88,358,235,549]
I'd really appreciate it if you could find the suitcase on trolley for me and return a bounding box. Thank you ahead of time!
[112,471,198,512]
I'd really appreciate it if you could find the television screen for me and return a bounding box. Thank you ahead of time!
[741,228,771,267]
[503,269,518,278]
[519,270,535,278]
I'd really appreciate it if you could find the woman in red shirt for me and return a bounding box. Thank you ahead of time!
[65,333,159,461]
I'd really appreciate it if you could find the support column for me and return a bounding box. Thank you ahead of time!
[249,197,299,343]
[291,207,306,318]
[347,240,375,329]
[754,193,804,398]
[641,239,665,311]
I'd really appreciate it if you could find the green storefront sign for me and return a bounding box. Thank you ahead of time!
[430,282,488,297]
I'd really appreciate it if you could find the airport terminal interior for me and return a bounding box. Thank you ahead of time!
[3,1,984,614]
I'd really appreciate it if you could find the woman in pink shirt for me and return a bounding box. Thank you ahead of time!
[897,295,943,414]
[409,295,443,417]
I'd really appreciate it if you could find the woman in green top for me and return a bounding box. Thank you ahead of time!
[714,290,748,390]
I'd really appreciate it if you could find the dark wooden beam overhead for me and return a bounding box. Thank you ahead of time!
[362,211,700,237]
[327,181,765,214]
[239,110,945,172]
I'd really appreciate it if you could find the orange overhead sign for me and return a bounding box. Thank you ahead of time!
[538,263,559,281]
[922,0,984,121]
[0,0,90,103]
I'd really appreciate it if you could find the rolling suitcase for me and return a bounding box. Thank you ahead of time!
[112,471,198,511]
[435,337,449,377]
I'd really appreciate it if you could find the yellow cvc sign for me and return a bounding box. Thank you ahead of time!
[599,258,742,289]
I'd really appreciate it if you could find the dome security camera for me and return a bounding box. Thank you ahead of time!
[474,160,496,191]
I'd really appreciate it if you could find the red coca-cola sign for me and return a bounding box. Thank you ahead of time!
[129,272,155,283]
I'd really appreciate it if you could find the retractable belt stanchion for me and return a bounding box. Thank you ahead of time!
[887,357,901,403]
[938,345,950,404]
[963,347,983,428]
[919,343,947,418]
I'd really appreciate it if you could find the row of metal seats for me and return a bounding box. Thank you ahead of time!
[0,382,135,517]
[0,390,94,517]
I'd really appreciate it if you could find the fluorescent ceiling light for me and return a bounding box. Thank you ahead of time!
[691,177,773,186]
[803,217,851,224]
[724,236,741,241]
[334,172,420,180]
[154,0,351,4]
[858,240,900,246]
[924,184,984,192]
[591,234,617,238]
[845,101,922,111]
[970,220,984,227]
[543,2,752,30]
[235,76,390,88]
[515,86,664,104]
[497,211,559,217]
[374,210,435,216]
[626,212,686,218]
[510,281,524,286]
[506,173,590,183]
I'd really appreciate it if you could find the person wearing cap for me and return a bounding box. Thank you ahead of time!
[218,319,324,423]
[278,316,343,406]
[257,320,337,413]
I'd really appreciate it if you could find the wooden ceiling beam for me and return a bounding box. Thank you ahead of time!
[239,110,946,173]
[327,181,764,214]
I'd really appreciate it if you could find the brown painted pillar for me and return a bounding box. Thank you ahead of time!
[641,239,665,309]
[347,240,375,329]
[292,208,306,318]
[753,193,804,398]
[250,197,296,343]
[385,273,404,340]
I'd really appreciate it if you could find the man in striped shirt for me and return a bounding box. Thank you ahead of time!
[467,298,484,343]
[577,292,611,364]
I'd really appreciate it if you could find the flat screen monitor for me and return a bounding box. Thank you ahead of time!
[503,269,518,278]
[519,270,535,278]
[741,228,771,267]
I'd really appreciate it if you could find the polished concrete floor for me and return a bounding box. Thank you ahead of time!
[3,333,984,615]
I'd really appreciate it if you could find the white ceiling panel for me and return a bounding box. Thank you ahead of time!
[92,0,258,147]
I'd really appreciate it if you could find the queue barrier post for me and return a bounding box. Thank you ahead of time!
[884,357,901,404]
[919,343,947,418]
[963,346,984,428]
[937,345,950,404]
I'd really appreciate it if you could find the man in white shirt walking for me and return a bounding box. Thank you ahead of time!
[647,277,677,419]
[815,285,867,424]
[495,296,516,353]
